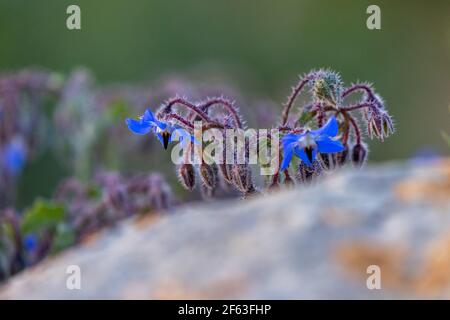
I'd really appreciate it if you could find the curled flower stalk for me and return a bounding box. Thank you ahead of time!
[125,69,395,196]
[126,96,256,198]
[272,69,395,187]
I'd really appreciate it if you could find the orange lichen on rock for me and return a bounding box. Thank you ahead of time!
[394,159,450,204]
[335,233,450,298]
[414,234,450,298]
[133,211,162,229]
[146,277,248,300]
[79,230,105,247]
[334,241,410,290]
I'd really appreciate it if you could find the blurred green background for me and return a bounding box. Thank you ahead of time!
[0,0,449,160]
[0,0,450,168]
[2,0,450,283]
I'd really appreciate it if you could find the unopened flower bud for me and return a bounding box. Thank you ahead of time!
[231,164,253,194]
[366,104,394,141]
[336,143,349,166]
[218,163,233,184]
[366,108,383,140]
[381,111,395,138]
[311,70,343,106]
[351,143,368,167]
[199,163,218,189]
[177,164,196,190]
[319,153,336,171]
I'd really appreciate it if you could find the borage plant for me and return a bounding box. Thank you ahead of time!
[126,69,395,198]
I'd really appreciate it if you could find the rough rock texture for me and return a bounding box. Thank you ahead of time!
[1,159,449,299]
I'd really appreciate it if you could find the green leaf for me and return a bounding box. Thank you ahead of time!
[21,199,66,235]
[50,223,76,254]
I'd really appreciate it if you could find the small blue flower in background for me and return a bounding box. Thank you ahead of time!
[126,109,198,149]
[23,234,38,253]
[281,116,344,170]
[2,137,27,176]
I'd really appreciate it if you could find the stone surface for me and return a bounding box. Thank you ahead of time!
[1,159,449,299]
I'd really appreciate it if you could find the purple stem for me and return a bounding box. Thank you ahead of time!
[342,84,375,101]
[339,102,376,112]
[199,98,243,128]
[158,97,212,122]
[165,113,194,129]
[281,76,312,125]
[344,112,362,144]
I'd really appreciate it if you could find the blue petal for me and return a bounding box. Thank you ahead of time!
[126,118,153,135]
[142,109,156,122]
[294,146,317,167]
[143,109,168,129]
[280,142,295,171]
[316,136,345,153]
[282,133,301,144]
[155,120,167,131]
[282,133,302,151]
[312,116,339,137]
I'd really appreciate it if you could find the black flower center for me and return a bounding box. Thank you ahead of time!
[162,131,170,149]
[304,146,314,163]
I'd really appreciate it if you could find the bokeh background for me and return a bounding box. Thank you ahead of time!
[1,0,450,295]
[0,0,449,207]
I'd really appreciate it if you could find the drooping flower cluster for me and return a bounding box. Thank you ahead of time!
[126,69,395,196]
[268,69,393,187]
[126,96,254,198]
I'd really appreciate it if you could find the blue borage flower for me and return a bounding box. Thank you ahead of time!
[23,234,38,253]
[281,116,344,170]
[126,109,198,149]
[2,137,26,176]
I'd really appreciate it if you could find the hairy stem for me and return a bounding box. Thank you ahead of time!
[281,76,312,125]
[270,172,279,188]
[158,97,212,122]
[199,98,243,129]
[339,101,376,112]
[165,113,195,129]
[317,108,325,127]
[341,119,351,145]
[342,84,375,101]
[342,111,362,144]
[202,122,226,131]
